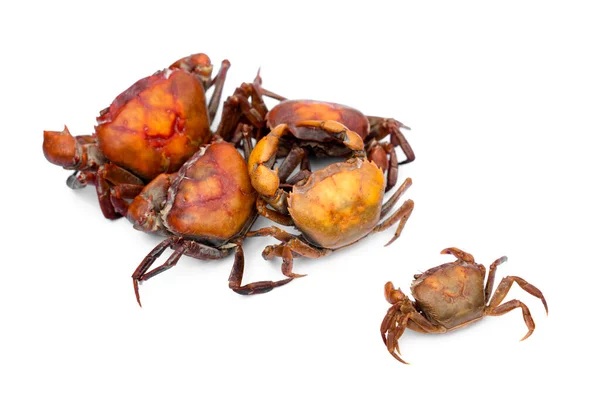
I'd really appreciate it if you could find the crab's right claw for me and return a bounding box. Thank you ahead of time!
[441,247,476,264]
[43,125,79,167]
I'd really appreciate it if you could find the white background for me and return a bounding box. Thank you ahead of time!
[1,1,598,395]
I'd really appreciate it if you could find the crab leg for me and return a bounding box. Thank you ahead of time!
[132,237,232,306]
[96,163,145,219]
[380,304,402,340]
[110,183,145,199]
[380,306,410,364]
[277,145,307,183]
[381,302,447,365]
[137,246,186,282]
[109,184,145,217]
[247,226,307,278]
[253,76,287,102]
[385,144,398,191]
[255,197,294,226]
[381,177,412,218]
[206,60,231,123]
[216,83,268,142]
[66,170,96,189]
[486,276,548,314]
[405,311,447,335]
[372,199,414,247]
[368,142,399,192]
[96,172,120,220]
[485,299,537,341]
[249,226,332,258]
[240,125,254,160]
[132,238,175,306]
[264,245,303,277]
[249,73,270,115]
[264,239,332,277]
[483,275,547,340]
[247,226,299,242]
[389,317,410,364]
[258,87,287,101]
[285,169,312,186]
[484,256,509,303]
[228,243,293,295]
[249,226,333,278]
[366,116,415,165]
[282,147,312,186]
[101,163,145,186]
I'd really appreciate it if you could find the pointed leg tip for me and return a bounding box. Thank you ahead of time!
[135,291,143,308]
[520,330,534,341]
[384,235,401,247]
[397,122,411,131]
[133,279,143,308]
[391,352,410,365]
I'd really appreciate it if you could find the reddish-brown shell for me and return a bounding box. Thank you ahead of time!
[163,142,257,245]
[287,158,385,249]
[411,262,487,330]
[95,68,212,181]
[267,100,370,141]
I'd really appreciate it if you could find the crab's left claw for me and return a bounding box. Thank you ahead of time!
[296,120,365,152]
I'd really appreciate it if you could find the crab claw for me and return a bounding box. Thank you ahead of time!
[384,281,407,304]
[249,163,280,198]
[43,125,79,167]
[296,120,365,151]
[169,53,213,84]
[440,247,476,263]
[248,124,288,197]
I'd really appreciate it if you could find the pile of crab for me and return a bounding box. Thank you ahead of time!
[43,53,546,364]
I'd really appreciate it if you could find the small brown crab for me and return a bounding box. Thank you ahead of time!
[128,140,292,305]
[43,53,230,219]
[381,248,548,364]
[216,74,414,192]
[246,120,414,281]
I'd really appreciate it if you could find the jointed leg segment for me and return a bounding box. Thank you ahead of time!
[484,274,548,341]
